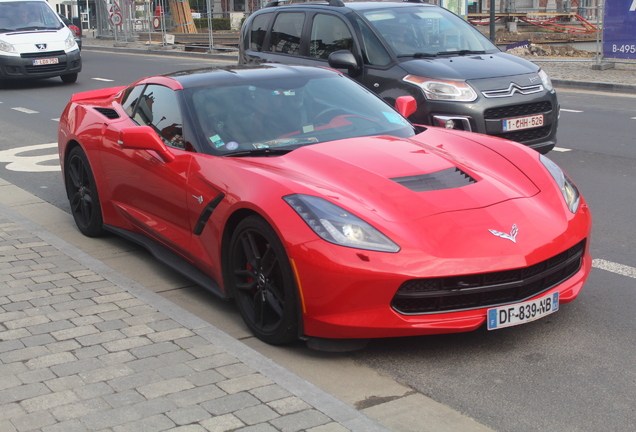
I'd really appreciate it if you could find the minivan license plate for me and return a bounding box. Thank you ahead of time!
[33,58,59,66]
[502,114,544,132]
[487,292,559,330]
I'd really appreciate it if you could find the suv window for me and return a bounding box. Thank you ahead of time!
[250,12,272,52]
[132,85,184,149]
[309,14,353,60]
[355,17,391,66]
[270,12,304,55]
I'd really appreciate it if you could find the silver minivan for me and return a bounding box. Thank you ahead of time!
[0,0,82,83]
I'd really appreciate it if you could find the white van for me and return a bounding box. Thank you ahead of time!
[0,0,81,83]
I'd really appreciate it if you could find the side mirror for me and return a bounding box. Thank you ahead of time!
[328,50,361,77]
[394,96,417,119]
[119,126,175,163]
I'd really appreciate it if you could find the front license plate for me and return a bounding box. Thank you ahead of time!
[32,58,59,66]
[502,114,544,132]
[487,292,559,330]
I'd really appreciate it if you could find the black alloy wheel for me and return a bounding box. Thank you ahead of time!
[65,146,103,237]
[228,216,299,344]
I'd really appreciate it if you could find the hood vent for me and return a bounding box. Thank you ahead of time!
[94,107,120,119]
[391,167,476,192]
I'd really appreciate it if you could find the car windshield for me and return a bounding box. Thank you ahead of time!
[186,73,416,156]
[0,1,63,32]
[362,6,498,57]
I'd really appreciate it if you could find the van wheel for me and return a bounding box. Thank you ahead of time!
[61,73,78,84]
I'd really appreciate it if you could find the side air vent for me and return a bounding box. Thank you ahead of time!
[390,167,476,192]
[94,107,120,119]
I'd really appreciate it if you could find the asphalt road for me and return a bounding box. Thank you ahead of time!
[1,51,635,432]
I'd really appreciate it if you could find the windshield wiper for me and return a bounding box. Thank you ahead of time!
[223,148,293,157]
[398,52,438,58]
[436,50,486,56]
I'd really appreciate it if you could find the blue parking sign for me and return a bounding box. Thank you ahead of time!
[603,0,636,59]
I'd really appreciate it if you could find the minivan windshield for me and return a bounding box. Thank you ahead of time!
[362,6,498,57]
[0,1,63,33]
[186,73,416,156]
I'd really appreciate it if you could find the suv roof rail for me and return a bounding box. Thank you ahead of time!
[265,0,345,7]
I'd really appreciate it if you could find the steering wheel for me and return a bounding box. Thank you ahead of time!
[314,108,349,126]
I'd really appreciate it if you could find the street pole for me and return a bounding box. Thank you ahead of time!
[490,0,496,41]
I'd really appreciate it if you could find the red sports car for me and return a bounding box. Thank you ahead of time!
[58,64,591,348]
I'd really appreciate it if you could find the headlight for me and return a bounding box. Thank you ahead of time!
[540,155,580,213]
[538,69,553,92]
[404,75,478,102]
[65,33,77,51]
[283,194,400,253]
[0,40,16,54]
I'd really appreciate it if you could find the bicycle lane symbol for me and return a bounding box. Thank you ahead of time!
[0,143,60,172]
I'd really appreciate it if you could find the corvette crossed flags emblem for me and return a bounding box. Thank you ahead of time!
[488,224,519,243]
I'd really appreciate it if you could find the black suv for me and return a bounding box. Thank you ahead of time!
[240,0,559,153]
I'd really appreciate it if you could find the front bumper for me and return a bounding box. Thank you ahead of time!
[0,49,81,80]
[289,198,591,340]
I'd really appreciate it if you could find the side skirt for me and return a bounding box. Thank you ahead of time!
[104,225,228,300]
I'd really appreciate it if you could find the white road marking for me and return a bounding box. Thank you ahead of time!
[551,147,572,152]
[631,117,636,120]
[12,107,39,114]
[593,259,636,279]
[93,78,114,82]
[52,118,60,122]
[561,109,583,113]
[0,143,60,172]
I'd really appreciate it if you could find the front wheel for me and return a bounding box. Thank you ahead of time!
[61,73,78,84]
[228,216,299,345]
[65,146,104,237]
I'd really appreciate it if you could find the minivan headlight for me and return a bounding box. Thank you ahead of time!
[538,69,553,92]
[283,194,400,252]
[540,155,580,213]
[65,33,77,51]
[404,75,478,102]
[0,40,16,54]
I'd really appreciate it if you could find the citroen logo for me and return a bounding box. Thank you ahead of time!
[36,44,47,50]
[488,224,519,243]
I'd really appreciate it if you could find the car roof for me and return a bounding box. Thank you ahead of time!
[160,63,341,89]
[259,0,437,12]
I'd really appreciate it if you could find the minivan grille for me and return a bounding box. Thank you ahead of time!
[391,240,585,315]
[24,63,67,74]
[21,51,65,58]
[484,101,552,120]
[493,125,552,143]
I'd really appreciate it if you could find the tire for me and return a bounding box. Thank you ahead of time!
[228,215,299,344]
[61,73,78,84]
[65,146,104,237]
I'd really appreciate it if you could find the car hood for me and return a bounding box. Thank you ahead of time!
[247,130,539,223]
[0,28,69,52]
[399,52,539,80]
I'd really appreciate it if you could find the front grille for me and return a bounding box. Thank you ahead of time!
[484,101,552,120]
[24,63,67,74]
[391,168,476,192]
[21,50,65,58]
[493,125,552,143]
[391,239,586,315]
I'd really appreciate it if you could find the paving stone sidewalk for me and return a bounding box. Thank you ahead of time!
[0,206,389,432]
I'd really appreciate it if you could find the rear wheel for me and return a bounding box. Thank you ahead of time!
[65,146,103,237]
[228,216,299,344]
[61,73,78,84]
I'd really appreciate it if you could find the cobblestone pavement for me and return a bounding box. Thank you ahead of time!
[0,205,388,432]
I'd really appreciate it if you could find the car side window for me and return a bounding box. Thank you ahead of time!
[270,12,304,55]
[355,17,392,66]
[122,85,145,117]
[250,13,272,52]
[309,14,353,60]
[132,84,185,150]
